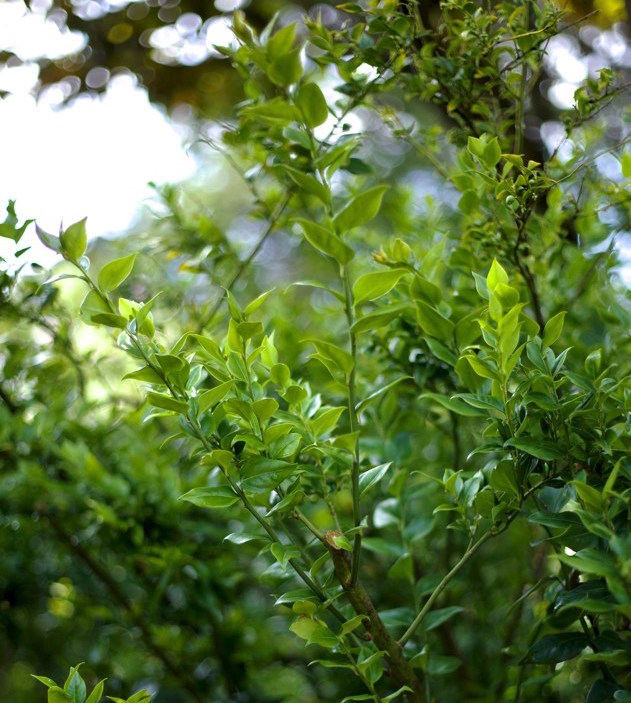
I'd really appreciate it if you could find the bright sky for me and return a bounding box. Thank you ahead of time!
[0,0,197,264]
[0,0,629,281]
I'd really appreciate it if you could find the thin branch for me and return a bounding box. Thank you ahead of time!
[196,189,294,332]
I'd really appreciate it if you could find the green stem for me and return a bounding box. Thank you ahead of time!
[188,416,346,624]
[342,264,362,587]
[398,530,494,646]
[196,189,293,332]
[293,508,324,541]
[400,477,552,647]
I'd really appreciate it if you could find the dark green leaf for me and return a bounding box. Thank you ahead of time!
[524,633,589,664]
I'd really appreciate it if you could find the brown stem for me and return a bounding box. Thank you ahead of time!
[324,532,424,703]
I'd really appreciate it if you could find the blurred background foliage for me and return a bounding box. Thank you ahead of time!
[1,0,630,702]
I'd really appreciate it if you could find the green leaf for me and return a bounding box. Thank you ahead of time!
[482,137,502,168]
[555,549,618,579]
[422,606,464,631]
[64,665,86,703]
[358,462,392,497]
[123,366,164,385]
[32,676,57,689]
[79,290,110,323]
[542,311,566,349]
[179,486,240,509]
[453,394,504,413]
[224,532,265,545]
[331,533,352,551]
[60,218,87,261]
[463,354,499,381]
[269,48,302,86]
[282,167,331,205]
[270,542,301,568]
[296,82,328,128]
[48,687,72,703]
[504,437,564,461]
[351,305,408,336]
[333,185,389,233]
[421,392,486,417]
[467,136,485,158]
[85,680,105,703]
[570,480,604,512]
[353,269,407,305]
[311,406,346,437]
[0,200,32,242]
[410,274,441,305]
[415,301,454,342]
[36,224,61,252]
[198,381,234,413]
[486,258,508,292]
[339,614,367,636]
[427,655,461,675]
[252,397,279,422]
[241,98,300,126]
[297,219,354,264]
[524,633,590,664]
[275,589,317,605]
[98,254,136,293]
[382,687,414,702]
[146,392,187,414]
[308,339,354,376]
[356,376,412,413]
[91,313,128,329]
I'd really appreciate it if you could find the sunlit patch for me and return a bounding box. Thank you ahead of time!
[215,0,250,11]
[0,77,196,266]
[0,0,86,61]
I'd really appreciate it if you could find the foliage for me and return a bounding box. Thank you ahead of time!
[2,1,631,703]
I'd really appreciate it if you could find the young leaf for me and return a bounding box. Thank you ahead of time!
[268,48,302,86]
[353,269,407,305]
[486,258,508,292]
[542,311,566,349]
[36,224,61,252]
[85,681,106,703]
[65,666,86,703]
[297,219,354,264]
[333,185,388,233]
[98,254,136,293]
[32,676,57,689]
[296,82,328,128]
[60,218,87,261]
[48,687,72,703]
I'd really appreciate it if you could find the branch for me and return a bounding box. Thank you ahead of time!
[196,189,294,332]
[325,532,425,703]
